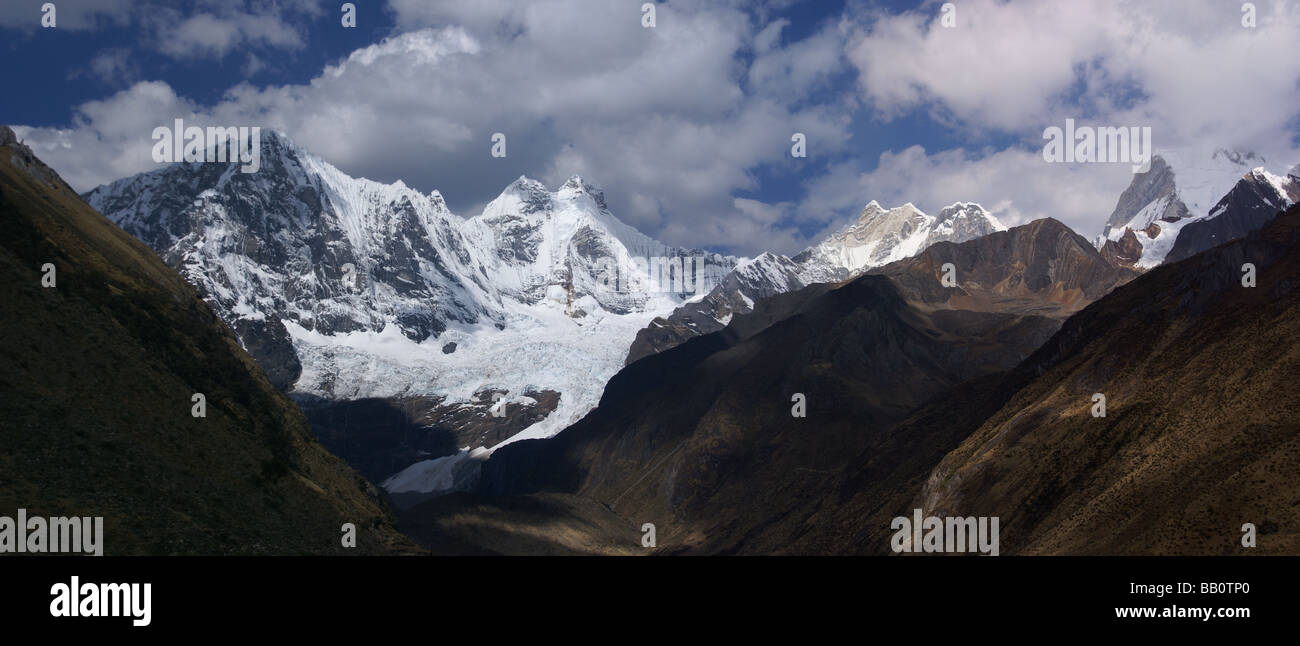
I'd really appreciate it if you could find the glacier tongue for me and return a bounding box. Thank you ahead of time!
[83,130,737,494]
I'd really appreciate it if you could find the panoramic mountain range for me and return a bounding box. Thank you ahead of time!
[6,121,1297,555]
[82,130,1012,497]
[421,203,1300,555]
[634,149,1300,365]
[458,217,1135,553]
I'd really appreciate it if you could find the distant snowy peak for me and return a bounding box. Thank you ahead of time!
[1097,148,1293,268]
[469,174,734,314]
[734,252,805,294]
[794,199,1005,284]
[1162,167,1298,265]
[625,199,1005,365]
[930,201,1008,245]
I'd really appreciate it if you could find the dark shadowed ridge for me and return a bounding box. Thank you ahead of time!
[0,126,419,554]
[902,203,1300,555]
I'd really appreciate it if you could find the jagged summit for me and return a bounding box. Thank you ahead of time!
[1096,147,1294,268]
[1162,166,1298,264]
[83,131,738,480]
[795,199,1005,284]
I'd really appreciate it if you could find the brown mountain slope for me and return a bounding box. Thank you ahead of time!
[0,126,417,554]
[467,218,1130,554]
[479,278,1058,554]
[870,217,1135,317]
[915,204,1300,555]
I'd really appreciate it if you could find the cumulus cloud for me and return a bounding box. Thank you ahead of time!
[17,0,855,255]
[801,146,1135,239]
[822,0,1300,241]
[70,47,140,87]
[151,10,305,59]
[12,0,1300,255]
[846,0,1300,152]
[14,81,199,191]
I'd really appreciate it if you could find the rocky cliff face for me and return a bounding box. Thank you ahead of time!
[874,218,1136,317]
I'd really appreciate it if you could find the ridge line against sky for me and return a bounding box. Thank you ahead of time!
[3,0,1299,256]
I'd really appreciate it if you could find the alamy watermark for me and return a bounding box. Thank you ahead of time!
[152,118,261,173]
[891,509,999,556]
[1042,118,1151,173]
[50,576,151,627]
[1,509,103,555]
[594,255,712,295]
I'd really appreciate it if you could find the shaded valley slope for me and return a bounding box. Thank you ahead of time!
[0,126,416,554]
[446,218,1131,554]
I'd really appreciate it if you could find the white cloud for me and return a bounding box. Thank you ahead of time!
[145,2,319,60]
[802,145,1134,239]
[824,0,1300,242]
[846,0,1300,152]
[17,0,856,255]
[72,47,139,87]
[13,81,198,191]
[15,0,1300,256]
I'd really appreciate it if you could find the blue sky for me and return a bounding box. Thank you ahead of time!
[4,0,1299,255]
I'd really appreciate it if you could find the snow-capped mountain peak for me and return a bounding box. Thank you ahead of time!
[84,131,737,485]
[625,198,1007,365]
[794,199,1005,284]
[931,201,1008,245]
[1097,148,1296,268]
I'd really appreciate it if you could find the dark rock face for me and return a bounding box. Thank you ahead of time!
[296,396,459,485]
[441,342,457,354]
[232,316,302,391]
[1099,228,1144,267]
[1164,170,1298,264]
[1102,156,1185,235]
[296,389,561,485]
